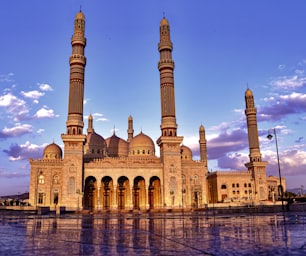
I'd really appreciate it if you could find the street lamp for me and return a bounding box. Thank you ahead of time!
[267,128,284,210]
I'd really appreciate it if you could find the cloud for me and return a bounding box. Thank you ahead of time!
[33,106,59,118]
[217,152,249,170]
[0,170,28,179]
[295,137,304,143]
[37,128,45,134]
[270,73,306,89]
[3,141,46,161]
[258,92,306,122]
[0,72,14,83]
[21,90,45,99]
[263,149,306,177]
[0,92,29,121]
[207,128,248,160]
[278,64,285,70]
[0,123,33,138]
[38,83,53,91]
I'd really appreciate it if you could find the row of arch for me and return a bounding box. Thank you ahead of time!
[83,176,161,210]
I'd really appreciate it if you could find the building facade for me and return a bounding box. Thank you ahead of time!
[29,11,284,211]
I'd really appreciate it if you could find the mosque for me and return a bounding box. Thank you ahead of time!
[29,11,285,211]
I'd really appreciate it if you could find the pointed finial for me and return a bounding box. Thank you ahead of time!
[113,125,116,135]
[246,82,249,89]
[80,5,82,12]
[163,11,165,18]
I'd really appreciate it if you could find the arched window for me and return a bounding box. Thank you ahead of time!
[53,175,59,184]
[194,175,198,184]
[38,175,45,184]
[181,175,186,185]
[169,164,175,173]
[221,184,227,189]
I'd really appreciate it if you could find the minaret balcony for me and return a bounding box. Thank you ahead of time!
[70,55,86,65]
[158,60,174,69]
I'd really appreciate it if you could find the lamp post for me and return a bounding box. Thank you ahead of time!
[267,128,284,210]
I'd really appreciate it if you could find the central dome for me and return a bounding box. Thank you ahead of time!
[129,132,155,156]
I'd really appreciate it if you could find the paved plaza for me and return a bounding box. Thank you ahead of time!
[1,210,306,255]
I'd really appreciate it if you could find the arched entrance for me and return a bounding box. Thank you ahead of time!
[84,176,97,210]
[149,176,161,209]
[133,176,146,210]
[117,176,130,210]
[101,176,113,210]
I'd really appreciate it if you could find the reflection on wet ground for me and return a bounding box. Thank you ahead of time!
[1,211,306,255]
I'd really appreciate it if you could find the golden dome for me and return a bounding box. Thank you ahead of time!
[160,17,169,26]
[245,88,253,97]
[129,132,155,156]
[75,11,85,20]
[180,145,193,160]
[43,143,62,160]
[199,124,205,132]
[106,134,128,157]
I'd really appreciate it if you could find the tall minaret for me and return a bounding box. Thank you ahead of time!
[61,11,87,209]
[244,88,268,201]
[127,115,134,142]
[156,17,183,208]
[245,88,261,163]
[66,11,87,136]
[199,124,208,167]
[158,17,177,137]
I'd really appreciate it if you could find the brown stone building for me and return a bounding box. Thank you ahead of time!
[29,11,284,211]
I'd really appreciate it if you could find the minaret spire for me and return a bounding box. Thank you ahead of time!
[199,124,208,167]
[127,115,134,142]
[65,11,86,135]
[245,88,261,162]
[158,17,177,137]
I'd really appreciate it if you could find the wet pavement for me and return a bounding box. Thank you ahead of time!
[1,210,306,255]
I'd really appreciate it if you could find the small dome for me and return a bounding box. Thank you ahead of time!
[181,145,193,160]
[129,132,155,156]
[160,17,169,26]
[75,11,85,20]
[245,88,253,97]
[43,143,62,160]
[199,124,205,132]
[85,132,106,157]
[106,134,128,157]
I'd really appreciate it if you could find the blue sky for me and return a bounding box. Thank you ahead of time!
[1,1,306,196]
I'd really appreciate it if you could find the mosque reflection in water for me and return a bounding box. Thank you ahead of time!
[2,212,305,255]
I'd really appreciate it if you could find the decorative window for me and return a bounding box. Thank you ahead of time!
[169,164,175,173]
[181,175,186,185]
[221,184,227,189]
[170,176,176,194]
[194,175,198,184]
[38,175,45,184]
[232,183,235,188]
[236,183,239,188]
[68,177,75,194]
[38,193,44,204]
[53,175,59,184]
